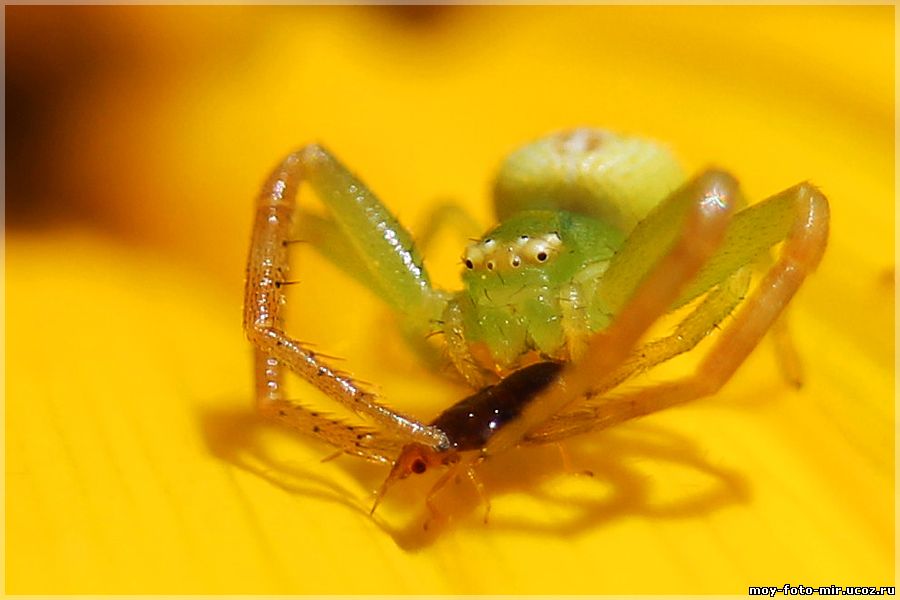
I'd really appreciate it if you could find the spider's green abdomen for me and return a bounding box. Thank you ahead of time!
[453,210,624,368]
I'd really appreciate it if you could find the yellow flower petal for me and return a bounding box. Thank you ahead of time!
[6,5,893,594]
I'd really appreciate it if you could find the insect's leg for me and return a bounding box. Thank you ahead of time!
[484,170,741,456]
[555,442,594,477]
[423,456,489,526]
[527,183,829,443]
[245,146,449,450]
[423,463,459,526]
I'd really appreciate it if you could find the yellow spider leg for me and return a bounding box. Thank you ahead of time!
[245,147,449,450]
[528,183,829,443]
[483,169,740,456]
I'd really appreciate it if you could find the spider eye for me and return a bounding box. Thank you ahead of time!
[486,261,495,271]
[536,251,548,262]
[511,256,521,268]
[465,259,474,269]
[411,458,427,474]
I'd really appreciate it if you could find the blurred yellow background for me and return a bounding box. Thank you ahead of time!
[5,5,894,594]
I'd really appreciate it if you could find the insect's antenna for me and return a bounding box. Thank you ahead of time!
[371,461,404,516]
[371,443,438,516]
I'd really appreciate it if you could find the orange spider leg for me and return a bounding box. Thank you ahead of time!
[529,182,829,442]
[484,169,740,456]
[244,147,449,452]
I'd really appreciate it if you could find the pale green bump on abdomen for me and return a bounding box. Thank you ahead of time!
[493,128,685,233]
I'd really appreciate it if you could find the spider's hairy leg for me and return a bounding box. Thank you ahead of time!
[254,357,402,464]
[598,266,753,395]
[298,145,446,324]
[289,201,479,309]
[529,183,829,442]
[244,146,449,450]
[525,268,751,444]
[482,170,740,456]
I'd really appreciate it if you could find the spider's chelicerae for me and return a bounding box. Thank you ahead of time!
[243,129,829,524]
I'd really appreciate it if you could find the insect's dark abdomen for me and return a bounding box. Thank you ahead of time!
[430,361,564,451]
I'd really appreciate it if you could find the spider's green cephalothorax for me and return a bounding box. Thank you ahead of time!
[453,210,624,368]
[442,128,686,376]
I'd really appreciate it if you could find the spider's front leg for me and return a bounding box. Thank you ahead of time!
[484,170,741,455]
[528,181,829,443]
[244,146,450,453]
[600,183,828,420]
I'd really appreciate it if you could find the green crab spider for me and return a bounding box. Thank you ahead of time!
[243,128,829,523]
